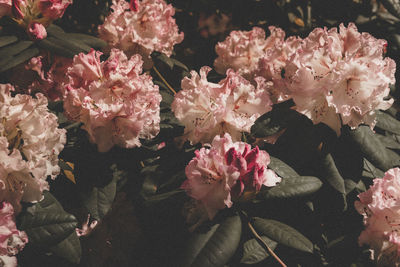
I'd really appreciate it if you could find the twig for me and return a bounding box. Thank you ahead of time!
[247,221,287,267]
[153,66,176,95]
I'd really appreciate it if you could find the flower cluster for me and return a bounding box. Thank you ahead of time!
[11,54,72,101]
[214,23,395,135]
[0,84,66,211]
[181,133,280,219]
[0,202,28,267]
[172,66,273,145]
[64,49,162,152]
[282,23,395,135]
[98,0,184,69]
[0,0,72,40]
[355,168,400,266]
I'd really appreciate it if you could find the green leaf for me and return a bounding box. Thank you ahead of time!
[376,134,400,150]
[0,40,33,57]
[47,27,91,53]
[362,158,385,179]
[259,176,322,200]
[170,58,189,71]
[268,156,299,179]
[348,126,400,171]
[19,192,78,247]
[321,153,346,194]
[81,176,117,220]
[0,36,18,48]
[0,47,39,72]
[252,217,313,253]
[178,214,242,267]
[251,106,299,137]
[37,37,77,58]
[49,232,82,264]
[375,111,400,135]
[241,236,277,264]
[66,33,107,49]
[153,52,174,69]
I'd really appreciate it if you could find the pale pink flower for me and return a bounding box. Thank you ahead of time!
[172,66,272,145]
[182,133,280,219]
[214,27,272,80]
[10,0,71,39]
[283,23,395,135]
[0,202,28,258]
[0,136,42,213]
[355,168,400,266]
[0,84,66,185]
[0,0,11,18]
[98,0,184,69]
[27,22,47,40]
[64,49,161,152]
[38,0,72,20]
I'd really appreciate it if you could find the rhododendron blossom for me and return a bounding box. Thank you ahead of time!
[283,23,395,135]
[64,49,161,152]
[0,202,28,267]
[172,66,273,145]
[355,168,400,266]
[98,0,184,69]
[11,54,72,101]
[0,84,66,188]
[182,133,280,219]
[7,0,71,40]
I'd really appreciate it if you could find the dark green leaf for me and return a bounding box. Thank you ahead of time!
[49,232,81,264]
[348,126,400,171]
[81,176,117,220]
[66,33,107,49]
[0,47,39,72]
[178,214,242,267]
[241,236,277,264]
[170,58,189,71]
[376,134,400,150]
[19,192,77,247]
[259,176,322,200]
[154,53,174,69]
[321,154,346,194]
[0,40,33,57]
[252,217,313,253]
[375,111,400,135]
[268,156,299,179]
[251,106,299,137]
[37,38,77,58]
[362,158,385,179]
[0,36,18,48]
[47,28,91,53]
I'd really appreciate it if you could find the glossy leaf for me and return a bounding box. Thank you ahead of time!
[252,217,313,253]
[0,47,39,72]
[241,236,277,264]
[320,154,345,194]
[268,156,299,179]
[178,214,242,267]
[49,232,82,264]
[259,176,322,200]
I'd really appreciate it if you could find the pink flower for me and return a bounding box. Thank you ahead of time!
[182,133,280,219]
[98,0,184,69]
[0,0,11,18]
[64,49,162,152]
[10,0,71,39]
[27,22,47,40]
[0,84,66,188]
[38,0,71,20]
[214,27,272,80]
[0,202,28,259]
[355,168,400,266]
[283,23,395,135]
[172,66,273,145]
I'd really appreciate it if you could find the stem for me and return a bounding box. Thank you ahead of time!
[247,221,287,267]
[152,66,176,95]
